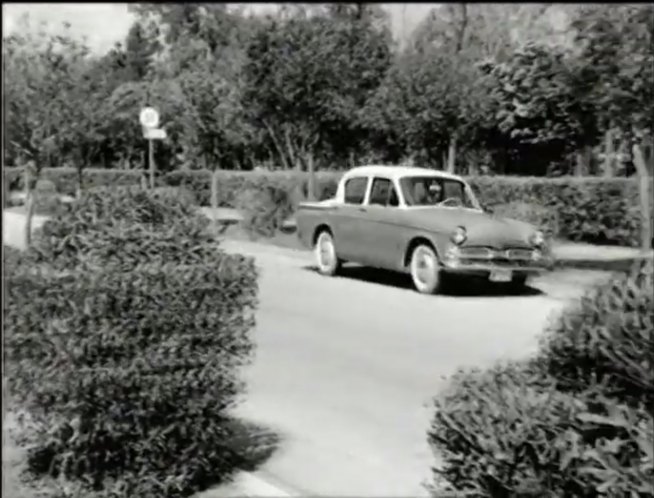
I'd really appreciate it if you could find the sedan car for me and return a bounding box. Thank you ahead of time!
[295,165,553,294]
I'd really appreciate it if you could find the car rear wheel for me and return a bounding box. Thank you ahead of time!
[315,230,341,276]
[409,244,444,294]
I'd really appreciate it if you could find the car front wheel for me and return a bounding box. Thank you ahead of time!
[315,230,341,276]
[409,244,444,294]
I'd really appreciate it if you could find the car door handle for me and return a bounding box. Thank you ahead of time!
[358,207,367,213]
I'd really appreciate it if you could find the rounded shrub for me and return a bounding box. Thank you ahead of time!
[538,258,653,409]
[428,362,590,497]
[428,260,654,497]
[5,186,259,497]
[29,186,214,271]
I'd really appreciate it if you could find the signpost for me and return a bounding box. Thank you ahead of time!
[139,107,165,189]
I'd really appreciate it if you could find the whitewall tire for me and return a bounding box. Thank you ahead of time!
[315,231,340,276]
[410,244,444,294]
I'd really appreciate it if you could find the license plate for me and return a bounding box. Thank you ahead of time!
[489,270,512,282]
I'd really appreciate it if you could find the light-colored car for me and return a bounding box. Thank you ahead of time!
[295,165,553,294]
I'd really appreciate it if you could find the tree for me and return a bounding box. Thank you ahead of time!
[243,6,392,173]
[3,15,94,245]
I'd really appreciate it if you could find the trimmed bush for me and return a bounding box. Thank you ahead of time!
[538,258,654,409]
[428,258,654,497]
[5,187,259,497]
[6,167,651,246]
[162,170,652,247]
[429,363,654,497]
[29,186,213,271]
[236,186,296,238]
[3,168,144,196]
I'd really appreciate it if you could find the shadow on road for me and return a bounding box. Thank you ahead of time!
[303,265,544,298]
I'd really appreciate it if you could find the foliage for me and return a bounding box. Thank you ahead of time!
[236,186,296,238]
[429,362,654,497]
[243,6,392,171]
[4,187,259,498]
[28,186,213,271]
[538,258,654,409]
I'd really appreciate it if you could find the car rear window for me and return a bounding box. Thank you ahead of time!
[344,177,368,204]
[369,177,399,206]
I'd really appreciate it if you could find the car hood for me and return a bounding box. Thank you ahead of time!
[405,207,537,249]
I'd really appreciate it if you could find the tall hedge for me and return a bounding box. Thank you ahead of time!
[5,167,652,247]
[160,170,652,247]
[3,167,144,196]
[4,187,259,497]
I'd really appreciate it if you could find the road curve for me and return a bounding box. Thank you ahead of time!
[216,238,611,497]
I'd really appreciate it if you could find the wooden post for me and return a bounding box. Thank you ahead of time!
[148,138,155,189]
[211,169,220,210]
[603,127,614,177]
[632,142,652,250]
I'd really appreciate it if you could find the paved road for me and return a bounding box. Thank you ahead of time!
[212,239,611,497]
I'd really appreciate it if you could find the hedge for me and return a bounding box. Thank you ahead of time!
[159,170,652,247]
[3,167,144,196]
[538,258,654,410]
[428,259,654,497]
[5,167,652,247]
[5,187,260,497]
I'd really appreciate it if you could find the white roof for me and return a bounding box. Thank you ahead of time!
[343,165,464,182]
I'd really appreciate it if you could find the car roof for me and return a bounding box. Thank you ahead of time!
[343,165,464,182]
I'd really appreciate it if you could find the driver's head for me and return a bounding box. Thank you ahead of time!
[428,182,442,202]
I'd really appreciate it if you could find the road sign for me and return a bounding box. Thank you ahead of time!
[143,128,167,140]
[139,107,160,129]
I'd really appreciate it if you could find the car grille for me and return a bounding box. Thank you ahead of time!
[458,246,536,267]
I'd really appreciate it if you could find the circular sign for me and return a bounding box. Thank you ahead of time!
[139,107,159,129]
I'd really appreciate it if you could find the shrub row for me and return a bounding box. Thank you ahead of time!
[429,259,654,497]
[3,167,144,196]
[4,167,652,247]
[164,170,651,247]
[4,186,260,497]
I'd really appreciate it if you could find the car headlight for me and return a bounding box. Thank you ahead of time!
[530,230,545,247]
[450,226,467,246]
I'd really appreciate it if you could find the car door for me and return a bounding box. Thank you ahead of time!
[331,176,371,262]
[357,177,405,269]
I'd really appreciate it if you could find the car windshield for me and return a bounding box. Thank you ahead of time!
[400,176,480,209]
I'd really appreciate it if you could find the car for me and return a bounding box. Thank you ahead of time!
[295,165,553,294]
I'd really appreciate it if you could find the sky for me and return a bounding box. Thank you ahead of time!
[2,3,438,54]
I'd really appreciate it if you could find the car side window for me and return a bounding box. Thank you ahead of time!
[369,177,399,207]
[344,177,369,205]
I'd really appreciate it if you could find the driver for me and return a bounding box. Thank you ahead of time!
[427,181,442,204]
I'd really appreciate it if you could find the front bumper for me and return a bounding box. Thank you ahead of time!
[442,246,553,277]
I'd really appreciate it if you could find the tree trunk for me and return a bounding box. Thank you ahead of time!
[575,145,591,176]
[447,134,457,173]
[603,127,614,177]
[307,152,316,201]
[632,142,652,250]
[210,169,220,210]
